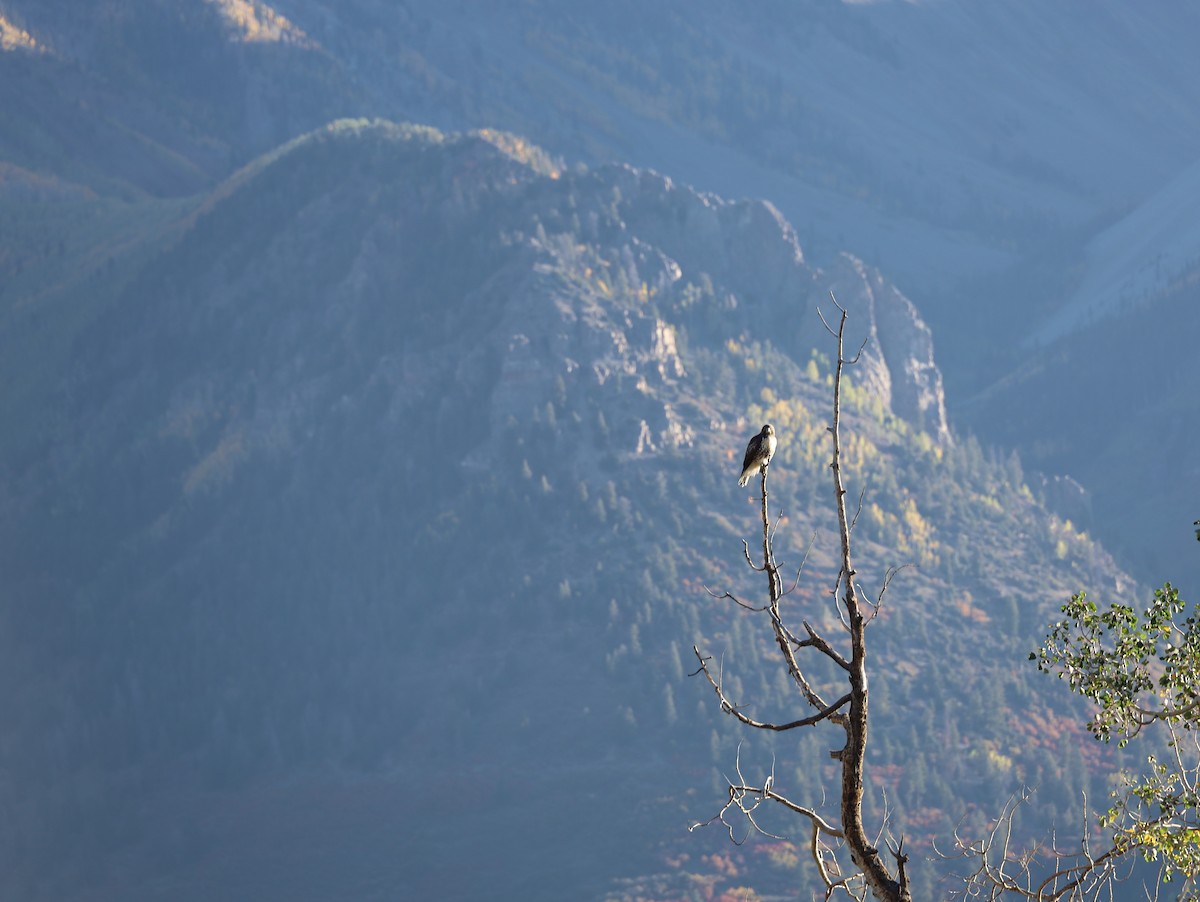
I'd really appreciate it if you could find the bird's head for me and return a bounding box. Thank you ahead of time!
[762,424,774,436]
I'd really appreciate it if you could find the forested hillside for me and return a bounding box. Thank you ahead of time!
[1,0,1196,605]
[0,121,1144,900]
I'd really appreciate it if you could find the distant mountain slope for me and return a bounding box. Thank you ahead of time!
[4,0,1200,300]
[963,270,1200,598]
[1029,153,1200,345]
[0,0,350,195]
[270,0,1200,294]
[0,120,1139,900]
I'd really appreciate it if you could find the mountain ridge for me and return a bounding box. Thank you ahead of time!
[0,118,1143,899]
[6,1,1200,310]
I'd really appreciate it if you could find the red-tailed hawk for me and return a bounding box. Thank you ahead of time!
[738,424,777,486]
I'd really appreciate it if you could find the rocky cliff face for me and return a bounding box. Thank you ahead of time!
[819,253,951,442]
[472,158,953,465]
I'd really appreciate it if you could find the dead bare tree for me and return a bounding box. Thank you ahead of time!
[690,297,912,902]
[938,786,1136,901]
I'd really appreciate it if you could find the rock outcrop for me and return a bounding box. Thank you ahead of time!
[817,254,950,442]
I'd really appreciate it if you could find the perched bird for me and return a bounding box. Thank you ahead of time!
[738,424,777,486]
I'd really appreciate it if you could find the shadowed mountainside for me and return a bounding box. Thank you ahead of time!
[0,120,1144,900]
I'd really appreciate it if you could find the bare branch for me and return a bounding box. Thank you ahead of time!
[690,745,843,849]
[849,484,868,534]
[798,620,852,671]
[943,786,1144,902]
[692,645,852,730]
[741,538,767,572]
[769,507,786,545]
[780,530,818,597]
[703,583,768,612]
[876,565,911,609]
[846,333,870,366]
[1132,695,1200,723]
[860,564,911,626]
[831,574,853,633]
[817,303,838,339]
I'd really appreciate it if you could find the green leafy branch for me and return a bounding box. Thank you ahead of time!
[1031,571,1200,893]
[954,525,1200,899]
[1033,584,1200,745]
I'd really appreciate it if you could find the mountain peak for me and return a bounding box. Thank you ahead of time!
[0,13,43,53]
[820,253,950,442]
[206,0,313,46]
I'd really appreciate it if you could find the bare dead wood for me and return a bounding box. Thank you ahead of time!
[690,299,912,901]
[826,297,913,902]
